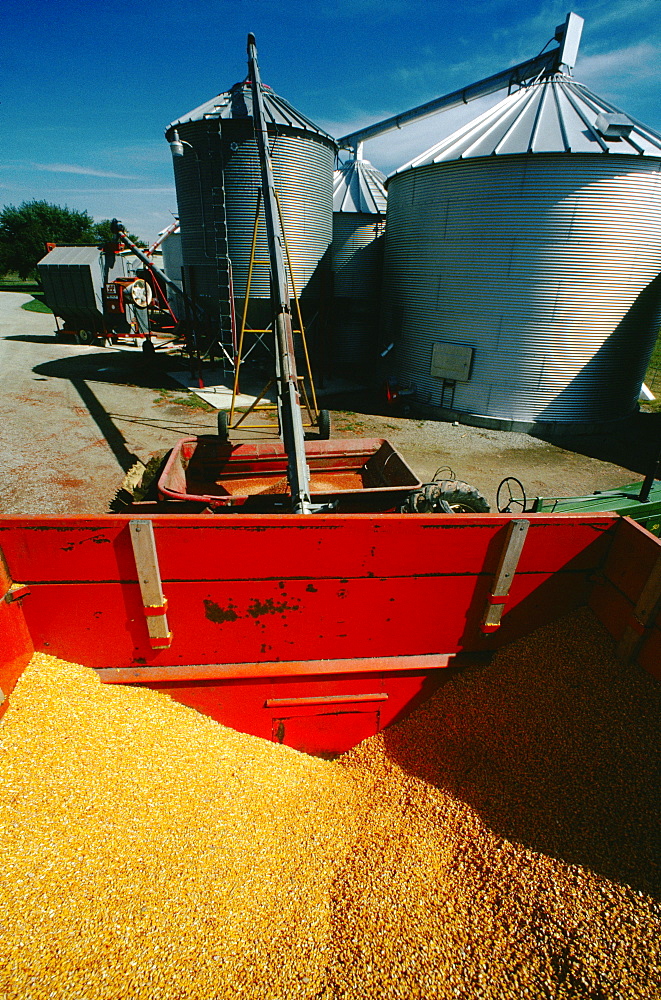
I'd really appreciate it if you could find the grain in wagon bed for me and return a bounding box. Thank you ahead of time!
[0,652,363,1000]
[329,608,661,999]
[1,607,659,999]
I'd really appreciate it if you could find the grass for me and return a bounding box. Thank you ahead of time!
[22,297,52,313]
[0,273,52,312]
[171,394,215,411]
[0,273,40,293]
[641,327,661,413]
[153,387,215,412]
[333,411,366,433]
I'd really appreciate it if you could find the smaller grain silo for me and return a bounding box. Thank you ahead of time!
[160,225,183,289]
[382,76,661,430]
[158,224,184,319]
[166,81,336,358]
[331,156,387,372]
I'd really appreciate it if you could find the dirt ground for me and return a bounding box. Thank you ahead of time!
[1,291,660,515]
[326,400,650,511]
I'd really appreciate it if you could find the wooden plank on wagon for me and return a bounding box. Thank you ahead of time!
[481,520,529,632]
[129,520,173,650]
[616,551,661,663]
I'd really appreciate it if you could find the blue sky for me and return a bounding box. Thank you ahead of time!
[3,0,660,242]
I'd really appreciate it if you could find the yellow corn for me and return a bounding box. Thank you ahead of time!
[0,606,658,998]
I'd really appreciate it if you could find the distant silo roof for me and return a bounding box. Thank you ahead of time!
[391,75,661,175]
[333,158,387,214]
[167,81,336,145]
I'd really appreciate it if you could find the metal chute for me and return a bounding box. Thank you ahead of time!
[246,33,314,514]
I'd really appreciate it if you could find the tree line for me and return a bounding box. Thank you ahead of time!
[0,201,145,280]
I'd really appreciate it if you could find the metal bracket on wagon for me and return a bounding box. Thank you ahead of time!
[481,520,529,633]
[129,520,173,650]
[2,583,31,605]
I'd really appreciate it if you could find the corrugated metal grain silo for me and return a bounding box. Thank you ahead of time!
[166,82,336,350]
[382,76,661,429]
[158,225,184,318]
[331,156,387,370]
[160,226,183,289]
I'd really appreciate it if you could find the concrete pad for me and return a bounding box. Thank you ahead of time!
[167,370,366,410]
[167,371,275,409]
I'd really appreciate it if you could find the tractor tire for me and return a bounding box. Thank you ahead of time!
[435,479,490,513]
[400,491,453,514]
[317,409,331,440]
[217,410,229,441]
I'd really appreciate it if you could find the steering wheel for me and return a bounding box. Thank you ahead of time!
[496,477,528,513]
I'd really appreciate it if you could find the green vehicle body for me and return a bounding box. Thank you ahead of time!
[533,481,661,537]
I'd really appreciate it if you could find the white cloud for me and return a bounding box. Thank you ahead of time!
[583,0,661,33]
[31,163,139,179]
[0,181,178,242]
[573,41,661,125]
[576,43,661,84]
[41,187,176,193]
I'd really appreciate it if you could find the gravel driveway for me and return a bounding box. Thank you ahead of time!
[1,291,657,515]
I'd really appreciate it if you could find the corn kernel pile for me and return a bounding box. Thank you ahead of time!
[0,655,364,999]
[328,608,661,998]
[0,607,659,999]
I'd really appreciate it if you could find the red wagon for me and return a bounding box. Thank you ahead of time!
[2,512,660,756]
[157,437,421,513]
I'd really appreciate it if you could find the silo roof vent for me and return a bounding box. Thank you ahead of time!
[594,112,634,140]
[333,158,387,214]
[391,76,661,176]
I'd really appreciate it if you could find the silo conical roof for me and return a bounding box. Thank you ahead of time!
[392,75,661,175]
[333,158,387,214]
[167,81,336,145]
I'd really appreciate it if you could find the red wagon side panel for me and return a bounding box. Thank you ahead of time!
[5,512,658,753]
[0,550,34,720]
[0,514,615,669]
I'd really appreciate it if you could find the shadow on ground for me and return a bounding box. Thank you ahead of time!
[31,349,189,391]
[6,335,62,345]
[531,411,661,478]
[27,348,661,481]
[30,354,218,484]
[321,383,661,479]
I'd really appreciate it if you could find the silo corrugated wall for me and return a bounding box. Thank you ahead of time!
[383,154,661,427]
[169,113,335,353]
[331,215,384,367]
[221,122,334,301]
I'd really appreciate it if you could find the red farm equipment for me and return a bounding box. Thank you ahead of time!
[6,26,659,758]
[1,511,660,756]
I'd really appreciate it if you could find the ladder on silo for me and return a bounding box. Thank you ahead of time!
[207,136,238,377]
[222,186,327,441]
